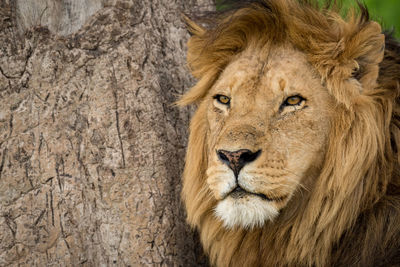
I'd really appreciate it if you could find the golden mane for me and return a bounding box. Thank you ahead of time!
[179,0,400,266]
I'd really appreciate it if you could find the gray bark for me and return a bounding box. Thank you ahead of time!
[0,0,212,265]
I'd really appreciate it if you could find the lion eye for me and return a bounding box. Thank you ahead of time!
[214,94,231,105]
[283,95,304,106]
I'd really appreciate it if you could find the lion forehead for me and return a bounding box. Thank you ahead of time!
[213,47,322,108]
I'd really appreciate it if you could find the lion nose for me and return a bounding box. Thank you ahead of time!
[217,149,261,176]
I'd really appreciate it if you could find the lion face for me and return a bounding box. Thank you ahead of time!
[205,47,335,229]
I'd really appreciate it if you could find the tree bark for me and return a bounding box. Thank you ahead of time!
[0,0,212,265]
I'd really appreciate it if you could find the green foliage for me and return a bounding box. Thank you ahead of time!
[329,0,400,38]
[363,0,400,38]
[215,0,399,38]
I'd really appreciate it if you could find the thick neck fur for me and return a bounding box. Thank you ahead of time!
[198,188,400,267]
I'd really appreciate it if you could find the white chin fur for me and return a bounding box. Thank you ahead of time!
[215,196,278,229]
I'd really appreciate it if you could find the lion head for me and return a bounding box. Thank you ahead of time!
[194,46,334,229]
[179,0,400,266]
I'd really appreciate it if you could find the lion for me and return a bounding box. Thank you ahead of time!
[178,0,400,266]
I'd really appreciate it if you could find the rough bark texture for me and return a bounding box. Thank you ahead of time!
[0,0,213,265]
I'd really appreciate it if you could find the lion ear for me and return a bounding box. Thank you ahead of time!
[182,15,208,80]
[344,21,385,90]
[178,16,218,106]
[320,20,385,107]
[182,14,206,37]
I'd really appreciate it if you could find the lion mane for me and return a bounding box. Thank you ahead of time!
[179,0,400,266]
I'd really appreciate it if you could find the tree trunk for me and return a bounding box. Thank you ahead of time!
[0,0,212,265]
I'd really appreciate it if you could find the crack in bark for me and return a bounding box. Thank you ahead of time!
[55,159,63,192]
[34,209,46,226]
[38,133,44,171]
[0,64,20,79]
[49,184,55,226]
[114,108,125,168]
[131,10,147,27]
[25,163,34,189]
[111,65,126,169]
[4,213,16,238]
[20,44,33,78]
[8,113,13,138]
[33,90,50,103]
[0,148,7,180]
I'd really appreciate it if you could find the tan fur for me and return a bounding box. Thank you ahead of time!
[179,1,400,266]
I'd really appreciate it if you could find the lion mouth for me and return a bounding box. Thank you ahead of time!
[229,186,268,200]
[228,186,287,202]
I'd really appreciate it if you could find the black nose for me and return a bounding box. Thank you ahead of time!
[217,149,261,176]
